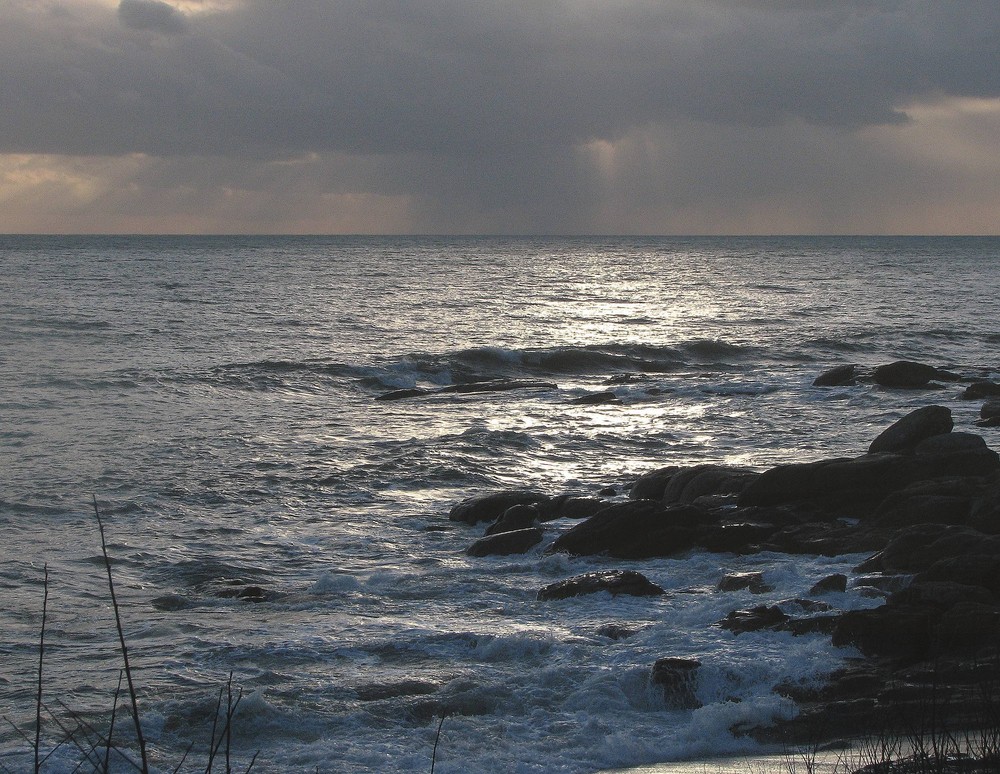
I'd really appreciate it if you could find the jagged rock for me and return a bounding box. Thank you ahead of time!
[466,527,544,557]
[661,464,757,505]
[629,466,680,501]
[485,504,540,535]
[650,657,701,708]
[717,605,789,634]
[449,490,549,525]
[809,574,848,594]
[963,381,1000,399]
[537,570,665,601]
[545,501,711,559]
[717,572,773,594]
[813,364,858,387]
[872,361,940,388]
[868,405,953,454]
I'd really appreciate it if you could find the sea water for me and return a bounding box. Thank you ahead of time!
[1,235,998,772]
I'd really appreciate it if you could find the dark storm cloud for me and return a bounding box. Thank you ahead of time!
[2,0,999,159]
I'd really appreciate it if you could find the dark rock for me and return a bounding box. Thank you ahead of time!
[629,466,680,501]
[537,570,666,601]
[650,657,701,708]
[872,493,971,528]
[919,553,1000,597]
[981,399,1000,419]
[485,504,540,535]
[832,604,935,661]
[375,387,431,401]
[449,490,549,525]
[977,415,1000,428]
[963,381,1000,399]
[857,524,999,574]
[545,501,711,559]
[891,580,994,609]
[439,379,558,395]
[813,364,858,387]
[540,495,610,521]
[717,605,789,634]
[717,572,773,594]
[914,431,988,456]
[698,522,778,554]
[868,405,953,454]
[661,464,757,505]
[466,527,544,557]
[968,481,1000,534]
[355,680,439,701]
[595,624,637,640]
[780,598,833,613]
[569,391,621,405]
[778,615,839,636]
[809,574,848,594]
[872,360,940,388]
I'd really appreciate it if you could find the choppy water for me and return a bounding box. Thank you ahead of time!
[2,235,999,772]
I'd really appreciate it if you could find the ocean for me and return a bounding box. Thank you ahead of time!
[1,235,998,772]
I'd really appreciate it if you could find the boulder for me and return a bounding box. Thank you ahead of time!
[963,381,1000,399]
[813,364,858,387]
[629,466,680,501]
[569,391,621,405]
[449,490,549,525]
[871,361,939,388]
[485,504,540,535]
[832,604,935,661]
[913,431,988,456]
[809,574,848,595]
[538,495,609,521]
[968,481,1000,534]
[537,570,665,601]
[650,657,701,708]
[545,501,711,559]
[467,527,544,557]
[982,399,1000,420]
[661,464,757,505]
[868,405,953,454]
[717,572,773,594]
[717,605,789,634]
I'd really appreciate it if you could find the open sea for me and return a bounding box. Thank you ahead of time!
[2,235,999,773]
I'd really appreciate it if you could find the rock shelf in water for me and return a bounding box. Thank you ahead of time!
[447,393,1000,747]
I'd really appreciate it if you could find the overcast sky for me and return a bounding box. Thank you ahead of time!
[2,0,999,234]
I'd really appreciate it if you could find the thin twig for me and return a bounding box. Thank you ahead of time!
[170,741,195,774]
[106,670,124,773]
[430,711,447,774]
[242,749,260,774]
[206,685,225,774]
[35,564,48,774]
[53,698,143,772]
[226,672,233,774]
[93,494,149,774]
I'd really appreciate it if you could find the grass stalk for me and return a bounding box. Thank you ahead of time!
[93,494,149,774]
[34,564,48,774]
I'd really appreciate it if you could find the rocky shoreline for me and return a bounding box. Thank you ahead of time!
[447,360,1000,751]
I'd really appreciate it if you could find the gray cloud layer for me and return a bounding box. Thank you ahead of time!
[3,1,1000,232]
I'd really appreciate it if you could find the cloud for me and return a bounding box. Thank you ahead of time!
[117,0,188,35]
[1,1,999,232]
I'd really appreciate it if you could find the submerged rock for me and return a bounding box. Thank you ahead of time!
[809,574,848,595]
[717,572,773,594]
[717,605,789,634]
[569,391,621,405]
[963,381,1000,399]
[537,570,665,601]
[650,657,702,708]
[871,360,940,388]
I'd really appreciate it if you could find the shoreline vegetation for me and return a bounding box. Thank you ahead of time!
[9,357,1000,772]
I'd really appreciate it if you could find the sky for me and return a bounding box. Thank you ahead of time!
[2,0,999,235]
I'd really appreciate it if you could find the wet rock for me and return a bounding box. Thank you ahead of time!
[438,379,558,395]
[545,501,711,559]
[717,605,789,634]
[485,504,540,535]
[539,495,610,521]
[661,464,757,505]
[537,570,666,601]
[980,399,1000,420]
[778,615,839,636]
[872,492,971,528]
[466,527,544,557]
[717,571,773,594]
[968,481,1000,534]
[650,657,701,708]
[569,391,621,405]
[812,364,858,387]
[449,490,549,525]
[629,466,680,501]
[809,574,848,595]
[595,624,637,640]
[963,381,1000,399]
[375,387,431,401]
[871,360,940,388]
[868,405,953,454]
[832,604,936,661]
[914,431,988,456]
